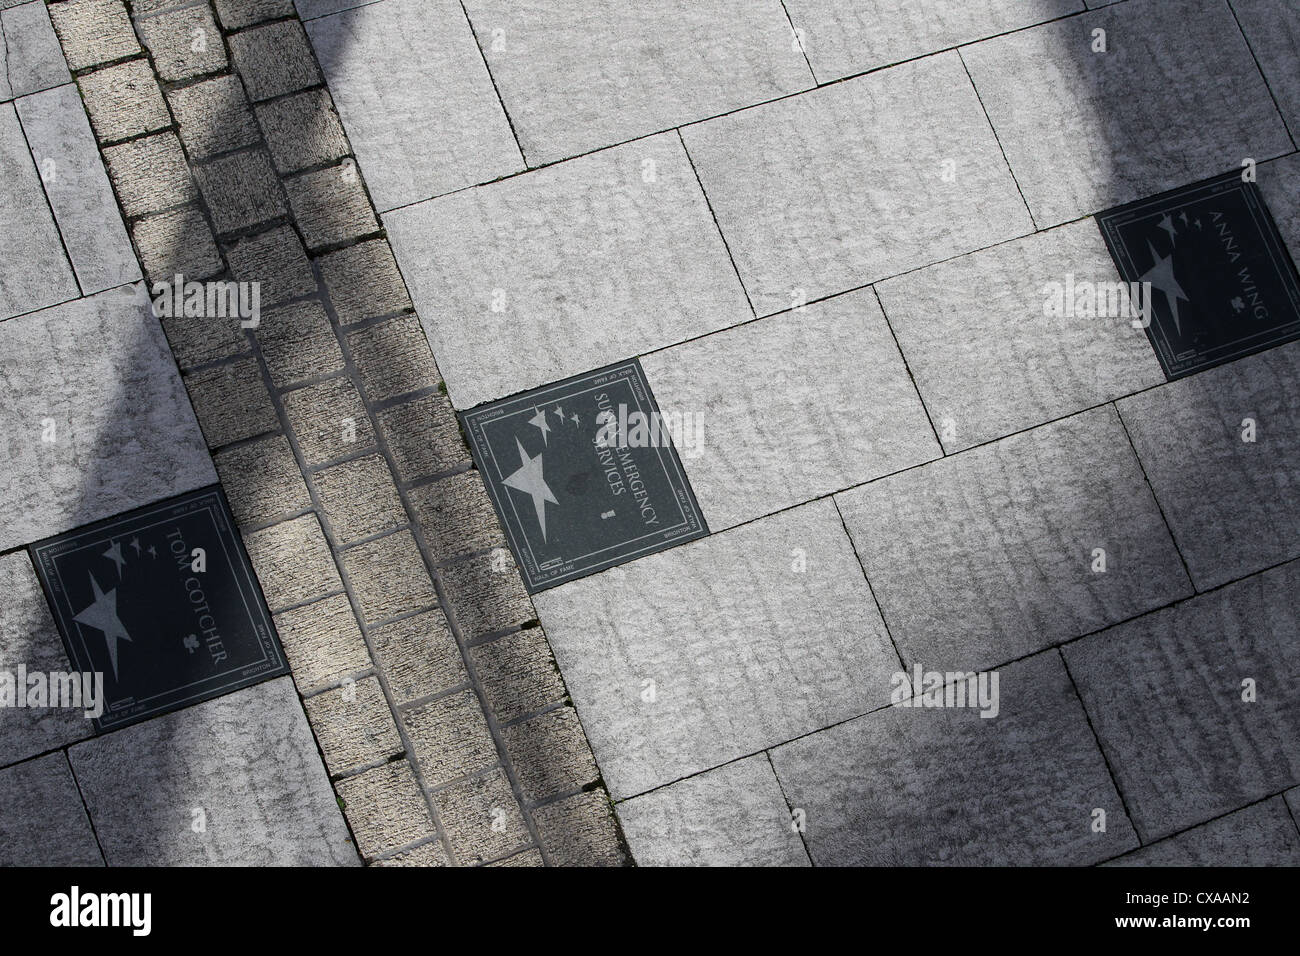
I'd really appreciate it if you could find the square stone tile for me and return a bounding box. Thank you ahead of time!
[877,219,1165,452]
[306,0,521,210]
[319,239,411,325]
[183,356,279,448]
[402,689,498,787]
[1105,797,1300,866]
[48,0,140,73]
[1117,342,1300,589]
[69,676,358,864]
[618,754,809,866]
[283,376,375,465]
[194,149,287,236]
[77,59,169,143]
[304,675,403,775]
[255,88,350,174]
[134,206,224,285]
[502,706,598,803]
[215,0,295,29]
[532,788,626,866]
[256,299,344,388]
[272,592,371,692]
[433,767,529,864]
[464,0,811,165]
[771,651,1139,865]
[225,224,316,306]
[1231,0,1300,138]
[103,132,198,218]
[372,838,450,867]
[136,4,228,81]
[229,19,322,101]
[470,628,565,725]
[407,470,504,564]
[438,549,533,641]
[534,498,900,798]
[369,609,466,705]
[961,0,1293,227]
[1064,560,1300,841]
[167,75,261,161]
[284,162,378,249]
[376,392,468,482]
[643,289,940,530]
[689,54,1033,316]
[336,758,434,859]
[345,314,440,403]
[313,452,405,543]
[341,528,437,624]
[835,407,1191,673]
[0,753,102,866]
[242,513,343,610]
[214,433,312,526]
[1,1,70,98]
[0,286,215,551]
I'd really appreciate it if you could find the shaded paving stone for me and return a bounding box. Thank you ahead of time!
[312,452,405,543]
[70,677,358,864]
[681,52,1032,316]
[501,706,598,803]
[77,59,169,143]
[877,219,1164,452]
[1117,342,1300,589]
[285,161,377,249]
[376,392,469,482]
[1063,560,1300,842]
[255,299,344,387]
[532,789,627,866]
[384,133,750,409]
[836,407,1191,673]
[306,0,520,210]
[136,5,227,81]
[463,0,810,166]
[242,513,342,610]
[0,286,214,551]
[433,767,528,864]
[319,239,411,325]
[228,19,322,101]
[159,297,252,370]
[48,0,140,73]
[341,529,437,625]
[372,839,449,867]
[1260,154,1300,265]
[167,74,261,161]
[488,847,543,867]
[407,470,504,564]
[617,754,809,866]
[282,376,373,465]
[401,689,498,787]
[961,0,1293,227]
[1105,797,1300,866]
[470,628,566,726]
[224,224,315,306]
[1,1,70,98]
[336,759,434,859]
[369,609,466,706]
[1287,788,1300,823]
[103,132,197,218]
[1232,0,1300,136]
[643,290,939,530]
[255,88,349,174]
[17,84,139,294]
[183,356,279,448]
[0,754,102,866]
[193,148,287,237]
[346,314,440,402]
[304,676,403,776]
[771,651,1139,865]
[214,433,312,526]
[214,0,295,30]
[438,549,533,641]
[0,552,93,766]
[272,592,370,692]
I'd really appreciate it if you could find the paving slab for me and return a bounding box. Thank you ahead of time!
[534,498,900,799]
[306,0,522,211]
[47,0,140,73]
[0,753,102,866]
[463,0,812,165]
[642,289,939,530]
[1260,153,1300,267]
[1105,796,1300,866]
[770,651,1139,865]
[69,676,359,864]
[783,0,1082,82]
[16,84,138,294]
[0,1,71,100]
[1117,341,1300,590]
[77,59,170,144]
[0,286,215,551]
[617,754,809,866]
[1230,0,1300,140]
[836,406,1191,673]
[1065,559,1300,842]
[876,219,1164,452]
[961,0,1294,227]
[385,132,751,409]
[681,52,1032,315]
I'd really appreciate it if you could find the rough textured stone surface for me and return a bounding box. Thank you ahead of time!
[1,1,70,98]
[319,239,411,325]
[408,470,504,562]
[183,355,280,447]
[537,499,898,798]
[228,19,322,101]
[1118,344,1300,590]
[372,838,449,866]
[643,289,939,530]
[1232,0,1300,138]
[346,314,440,402]
[369,609,467,706]
[336,759,434,859]
[376,392,468,482]
[682,52,1032,315]
[532,789,627,866]
[471,628,566,726]
[502,706,598,802]
[242,513,342,610]
[103,132,197,218]
[439,549,533,640]
[70,677,358,865]
[137,5,227,81]
[272,592,370,692]
[255,88,349,174]
[133,206,224,285]
[402,690,498,787]
[194,149,286,236]
[313,452,405,543]
[385,133,751,409]
[1106,797,1300,866]
[285,162,377,249]
[306,0,520,209]
[304,676,403,776]
[961,0,1293,226]
[836,407,1192,672]
[256,299,344,388]
[214,432,312,526]
[48,0,140,72]
[1261,154,1300,265]
[877,220,1165,451]
[772,652,1138,865]
[432,768,528,864]
[0,753,102,866]
[1064,560,1300,842]
[225,224,315,305]
[489,847,543,867]
[619,754,809,866]
[0,287,215,550]
[283,375,374,465]
[464,0,811,165]
[77,59,169,143]
[215,0,295,29]
[160,295,252,371]
[167,74,261,161]
[341,529,437,624]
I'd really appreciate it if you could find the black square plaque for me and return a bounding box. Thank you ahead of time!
[29,485,287,732]
[461,360,708,593]
[1097,171,1300,380]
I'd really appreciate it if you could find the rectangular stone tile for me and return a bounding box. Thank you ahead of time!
[1064,560,1300,841]
[532,788,627,866]
[228,19,322,102]
[1260,153,1300,265]
[283,376,375,466]
[961,0,1293,227]
[464,0,812,165]
[341,528,437,625]
[136,4,227,82]
[134,206,224,287]
[243,513,343,611]
[1231,0,1300,139]
[502,706,598,803]
[47,0,139,73]
[433,767,529,864]
[643,288,939,530]
[0,286,216,550]
[303,675,402,776]
[402,689,497,787]
[306,0,522,211]
[77,60,170,143]
[784,0,1082,81]
[17,84,139,294]
[469,628,564,725]
[272,592,371,693]
[836,407,1191,673]
[369,609,466,705]
[215,0,295,29]
[1117,342,1300,590]
[0,103,77,320]
[876,219,1164,452]
[618,754,809,866]
[1,1,70,99]
[167,74,261,162]
[1105,797,1300,866]
[69,676,359,864]
[385,133,751,409]
[0,753,102,866]
[771,651,1138,865]
[336,758,434,859]
[534,498,900,799]
[313,452,405,543]
[682,52,1032,315]
[103,132,198,218]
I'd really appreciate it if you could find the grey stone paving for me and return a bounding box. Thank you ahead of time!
[0,753,102,866]
[1105,797,1300,866]
[1230,0,1300,140]
[0,0,70,100]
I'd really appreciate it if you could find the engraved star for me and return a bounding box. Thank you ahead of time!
[1157,213,1177,243]
[129,536,142,556]
[73,572,132,680]
[527,407,551,446]
[553,405,565,421]
[502,438,558,541]
[147,545,157,559]
[570,413,580,427]
[102,541,127,576]
[1139,242,1190,335]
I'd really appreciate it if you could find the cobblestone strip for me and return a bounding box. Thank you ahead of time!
[46,0,629,866]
